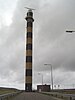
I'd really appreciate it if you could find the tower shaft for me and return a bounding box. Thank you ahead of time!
[25,10,34,92]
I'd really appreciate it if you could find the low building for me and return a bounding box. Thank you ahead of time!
[37,84,50,92]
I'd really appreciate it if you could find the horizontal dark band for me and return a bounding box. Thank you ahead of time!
[25,83,32,91]
[27,22,32,27]
[27,32,32,38]
[25,83,32,86]
[26,69,32,76]
[26,44,32,50]
[26,56,32,62]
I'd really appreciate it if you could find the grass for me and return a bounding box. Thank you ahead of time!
[0,88,19,95]
[61,91,75,94]
[52,89,75,94]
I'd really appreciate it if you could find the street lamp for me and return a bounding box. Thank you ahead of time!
[44,64,53,90]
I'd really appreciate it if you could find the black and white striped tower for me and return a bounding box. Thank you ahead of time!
[25,9,34,92]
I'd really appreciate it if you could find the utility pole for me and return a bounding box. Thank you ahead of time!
[44,64,53,90]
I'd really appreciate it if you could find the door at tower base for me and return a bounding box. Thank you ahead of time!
[25,75,32,92]
[25,83,32,92]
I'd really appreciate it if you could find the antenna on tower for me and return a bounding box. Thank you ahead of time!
[24,7,35,10]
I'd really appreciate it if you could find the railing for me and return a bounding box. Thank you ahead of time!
[0,91,22,100]
[41,92,75,100]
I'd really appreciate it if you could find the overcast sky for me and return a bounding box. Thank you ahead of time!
[0,0,75,90]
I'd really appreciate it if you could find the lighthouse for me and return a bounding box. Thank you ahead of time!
[25,8,34,92]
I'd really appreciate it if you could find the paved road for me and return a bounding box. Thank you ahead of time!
[11,92,61,100]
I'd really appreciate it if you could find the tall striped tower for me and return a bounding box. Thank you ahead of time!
[25,9,34,92]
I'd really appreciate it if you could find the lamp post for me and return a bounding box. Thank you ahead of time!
[44,64,53,90]
[66,29,75,89]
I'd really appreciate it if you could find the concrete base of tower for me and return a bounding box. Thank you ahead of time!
[25,83,32,92]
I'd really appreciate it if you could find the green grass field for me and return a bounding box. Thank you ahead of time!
[53,89,75,94]
[0,87,19,95]
[62,90,75,94]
